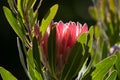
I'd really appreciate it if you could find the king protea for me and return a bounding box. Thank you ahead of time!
[34,21,88,78]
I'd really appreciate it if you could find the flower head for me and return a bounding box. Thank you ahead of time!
[35,21,88,75]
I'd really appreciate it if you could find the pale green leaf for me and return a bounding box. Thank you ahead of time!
[27,49,36,80]
[91,55,117,80]
[105,70,117,80]
[115,52,120,80]
[26,0,36,10]
[40,4,58,36]
[0,67,17,80]
[88,26,93,52]
[3,6,24,41]
[78,33,87,44]
[8,0,17,14]
[17,0,25,17]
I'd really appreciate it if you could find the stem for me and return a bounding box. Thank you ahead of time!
[24,8,32,41]
[35,0,43,13]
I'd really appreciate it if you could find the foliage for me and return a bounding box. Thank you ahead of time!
[1,0,120,80]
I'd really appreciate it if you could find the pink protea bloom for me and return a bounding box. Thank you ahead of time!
[36,21,88,73]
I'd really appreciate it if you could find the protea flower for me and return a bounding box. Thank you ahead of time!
[34,21,88,78]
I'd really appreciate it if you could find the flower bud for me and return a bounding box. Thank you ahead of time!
[37,21,88,77]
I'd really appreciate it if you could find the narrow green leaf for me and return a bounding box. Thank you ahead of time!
[91,55,117,80]
[3,6,24,41]
[102,42,107,59]
[8,0,17,14]
[27,40,43,80]
[115,52,120,80]
[94,26,101,39]
[0,67,17,80]
[61,42,83,80]
[34,69,43,80]
[26,0,36,10]
[78,33,87,44]
[100,0,106,20]
[17,38,31,79]
[40,4,58,36]
[89,7,98,20]
[62,32,89,80]
[82,47,96,78]
[28,9,38,28]
[17,0,24,17]
[109,0,116,14]
[88,26,93,52]
[48,27,56,77]
[105,70,117,80]
[27,49,36,80]
[32,37,43,79]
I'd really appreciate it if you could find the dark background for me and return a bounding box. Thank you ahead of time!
[0,0,95,79]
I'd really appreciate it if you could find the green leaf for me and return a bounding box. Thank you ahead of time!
[61,40,89,80]
[17,38,30,78]
[32,37,43,79]
[91,55,117,80]
[115,52,120,80]
[61,42,83,80]
[105,70,117,80]
[48,27,56,77]
[26,0,36,10]
[0,67,17,80]
[3,6,24,41]
[109,0,116,14]
[28,9,38,28]
[100,0,106,20]
[78,33,87,44]
[40,4,58,36]
[8,0,17,14]
[17,0,24,17]
[102,42,108,59]
[88,26,93,52]
[34,69,43,80]
[94,26,101,39]
[27,49,43,80]
[27,49,36,80]
[89,7,98,20]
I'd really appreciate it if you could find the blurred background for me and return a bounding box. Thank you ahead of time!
[0,0,95,79]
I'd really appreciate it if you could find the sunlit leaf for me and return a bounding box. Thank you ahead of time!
[88,26,93,52]
[40,4,58,36]
[8,0,17,14]
[17,0,24,17]
[105,70,117,80]
[0,67,17,80]
[26,0,36,10]
[78,33,87,44]
[3,6,24,41]
[27,49,36,80]
[91,55,117,80]
[115,52,120,80]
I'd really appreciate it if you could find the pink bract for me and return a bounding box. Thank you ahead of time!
[40,21,88,72]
